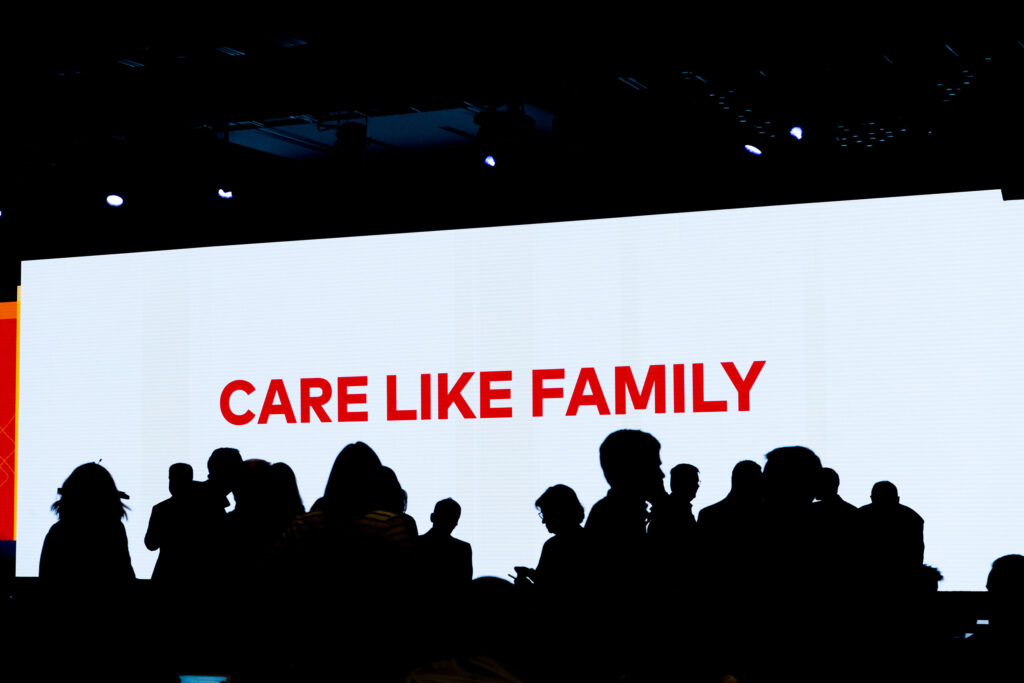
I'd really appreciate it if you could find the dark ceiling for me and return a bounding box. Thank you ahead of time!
[1,24,1021,298]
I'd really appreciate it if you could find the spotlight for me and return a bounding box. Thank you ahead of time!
[789,126,804,140]
[106,194,124,207]
[475,107,533,170]
[744,144,763,156]
[218,189,234,199]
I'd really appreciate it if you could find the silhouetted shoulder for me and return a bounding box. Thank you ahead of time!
[535,524,587,589]
[41,462,135,583]
[40,519,135,582]
[586,490,647,538]
[358,509,419,546]
[278,509,329,545]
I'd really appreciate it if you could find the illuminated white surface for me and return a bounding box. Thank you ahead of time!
[16,190,1024,589]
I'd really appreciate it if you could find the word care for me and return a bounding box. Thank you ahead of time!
[220,362,766,425]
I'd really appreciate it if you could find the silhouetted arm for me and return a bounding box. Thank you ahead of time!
[144,503,164,551]
[117,522,136,580]
[39,523,61,578]
[462,542,473,582]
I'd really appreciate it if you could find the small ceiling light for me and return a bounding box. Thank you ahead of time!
[744,144,763,156]
[218,189,233,199]
[483,155,496,167]
[789,126,804,140]
[106,194,124,207]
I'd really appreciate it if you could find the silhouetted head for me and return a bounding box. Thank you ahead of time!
[233,459,272,511]
[818,467,841,499]
[730,460,762,499]
[430,498,462,535]
[536,484,585,534]
[987,554,1024,595]
[168,463,193,497]
[670,464,700,502]
[208,447,243,496]
[52,462,129,522]
[356,465,407,515]
[599,429,665,501]
[763,446,822,506]
[324,441,382,499]
[384,467,408,514]
[320,442,385,520]
[987,554,1024,629]
[870,481,899,506]
[269,462,305,519]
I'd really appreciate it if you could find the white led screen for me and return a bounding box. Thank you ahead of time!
[15,189,1024,590]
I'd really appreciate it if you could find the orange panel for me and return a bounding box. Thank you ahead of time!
[0,302,16,541]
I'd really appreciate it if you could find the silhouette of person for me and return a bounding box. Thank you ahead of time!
[204,446,244,511]
[815,467,858,518]
[647,463,700,590]
[763,445,822,509]
[274,443,415,590]
[958,555,1024,680]
[985,554,1024,633]
[697,459,762,538]
[696,456,761,585]
[40,462,135,583]
[418,498,473,594]
[516,484,587,598]
[310,440,383,517]
[759,446,823,586]
[35,465,140,683]
[329,460,424,678]
[145,463,204,583]
[512,484,592,681]
[585,429,666,549]
[227,458,286,575]
[351,465,420,591]
[583,429,665,674]
[257,445,417,681]
[727,447,828,682]
[185,447,242,580]
[698,459,762,531]
[268,461,305,525]
[858,480,925,591]
[813,467,859,582]
[648,462,699,538]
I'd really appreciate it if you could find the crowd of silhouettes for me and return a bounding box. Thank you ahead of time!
[16,430,1020,683]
